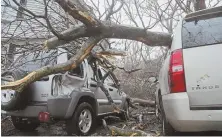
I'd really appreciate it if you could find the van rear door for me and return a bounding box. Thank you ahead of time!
[182,15,222,110]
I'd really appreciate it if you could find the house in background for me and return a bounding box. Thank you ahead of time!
[1,0,69,69]
[1,0,109,71]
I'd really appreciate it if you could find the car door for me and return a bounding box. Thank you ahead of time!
[50,61,87,97]
[100,68,122,110]
[88,65,113,114]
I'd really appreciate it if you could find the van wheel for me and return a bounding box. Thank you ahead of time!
[1,71,30,111]
[159,95,176,136]
[119,101,130,120]
[66,102,96,135]
[11,116,39,132]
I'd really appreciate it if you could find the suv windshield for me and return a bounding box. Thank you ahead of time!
[182,16,222,48]
[14,50,57,72]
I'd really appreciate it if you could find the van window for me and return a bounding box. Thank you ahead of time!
[182,16,222,48]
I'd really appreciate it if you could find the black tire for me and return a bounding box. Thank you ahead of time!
[11,116,40,132]
[1,71,30,111]
[66,102,96,136]
[119,101,130,120]
[159,94,176,136]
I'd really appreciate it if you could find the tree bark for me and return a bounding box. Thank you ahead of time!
[101,23,172,47]
[44,25,88,49]
[55,0,98,27]
[45,22,172,49]
[130,97,155,107]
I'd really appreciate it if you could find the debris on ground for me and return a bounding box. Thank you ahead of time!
[1,106,161,136]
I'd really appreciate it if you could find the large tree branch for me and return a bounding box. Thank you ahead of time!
[130,98,155,107]
[101,23,172,46]
[55,0,98,27]
[44,25,89,49]
[2,0,172,93]
[45,22,172,49]
[96,49,126,57]
[1,37,102,91]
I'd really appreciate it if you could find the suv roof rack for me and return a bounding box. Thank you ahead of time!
[185,6,222,21]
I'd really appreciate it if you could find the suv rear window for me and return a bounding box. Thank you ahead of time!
[182,16,222,48]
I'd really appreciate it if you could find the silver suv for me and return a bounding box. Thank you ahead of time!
[1,49,129,135]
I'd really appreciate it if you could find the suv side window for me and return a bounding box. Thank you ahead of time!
[68,64,84,78]
[105,75,114,86]
[97,69,103,80]
[101,68,116,87]
[88,64,103,81]
[88,65,95,80]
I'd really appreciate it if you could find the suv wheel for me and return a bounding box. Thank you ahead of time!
[119,101,130,120]
[11,116,39,132]
[159,95,176,136]
[66,102,96,135]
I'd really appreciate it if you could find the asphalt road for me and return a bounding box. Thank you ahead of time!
[2,106,222,136]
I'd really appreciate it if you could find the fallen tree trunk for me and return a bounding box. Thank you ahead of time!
[45,22,172,49]
[128,97,155,108]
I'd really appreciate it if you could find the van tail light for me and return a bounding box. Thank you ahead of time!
[168,49,186,93]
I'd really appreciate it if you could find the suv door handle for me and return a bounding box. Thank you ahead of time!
[109,88,113,91]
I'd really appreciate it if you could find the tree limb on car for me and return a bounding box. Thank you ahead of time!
[130,98,155,107]
[1,0,209,92]
[91,53,155,112]
[1,0,171,96]
[1,37,102,92]
[90,59,121,113]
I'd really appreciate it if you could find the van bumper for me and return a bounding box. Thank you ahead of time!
[162,93,222,132]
